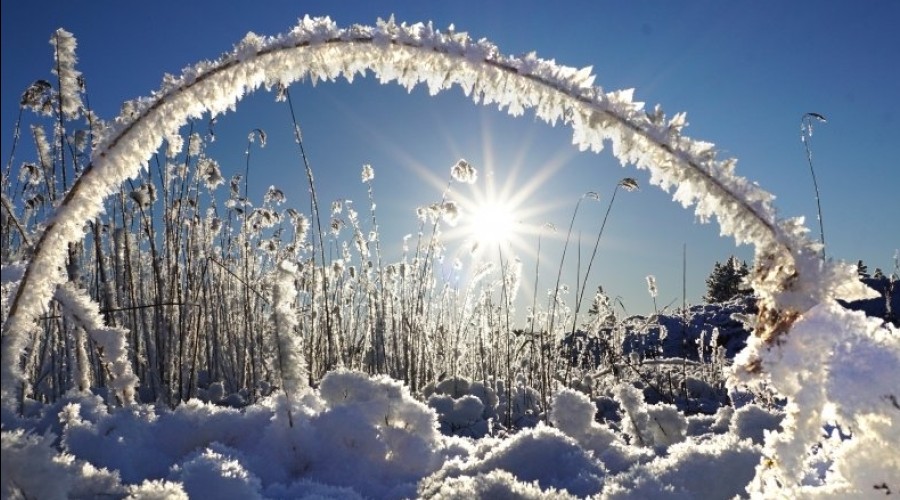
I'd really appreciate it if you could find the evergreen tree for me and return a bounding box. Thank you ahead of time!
[705,256,751,303]
[856,260,870,279]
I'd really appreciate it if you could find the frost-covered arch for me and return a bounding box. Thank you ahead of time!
[1,16,872,399]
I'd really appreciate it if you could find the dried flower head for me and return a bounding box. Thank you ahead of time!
[21,80,53,114]
[646,275,658,298]
[199,157,224,190]
[248,128,267,147]
[264,186,286,205]
[129,184,156,209]
[441,200,460,226]
[450,159,477,184]
[331,217,344,236]
[188,132,203,157]
[619,178,639,192]
[361,163,375,183]
[230,175,242,197]
[248,208,279,230]
[274,82,288,102]
[18,162,43,187]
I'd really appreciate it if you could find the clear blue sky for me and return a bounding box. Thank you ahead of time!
[2,1,898,318]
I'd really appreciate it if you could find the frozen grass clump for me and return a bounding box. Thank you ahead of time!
[169,444,263,500]
[686,405,734,437]
[549,387,655,476]
[418,469,578,499]
[428,394,489,437]
[603,433,762,499]
[730,403,783,445]
[425,426,606,497]
[2,429,77,499]
[424,376,499,438]
[550,388,620,454]
[2,428,124,500]
[615,384,687,449]
[496,376,543,430]
[59,397,271,484]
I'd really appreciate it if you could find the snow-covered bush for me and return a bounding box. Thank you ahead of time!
[311,369,444,495]
[425,376,498,437]
[730,403,783,445]
[419,469,577,500]
[549,387,654,475]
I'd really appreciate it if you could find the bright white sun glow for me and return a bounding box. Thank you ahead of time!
[468,201,516,248]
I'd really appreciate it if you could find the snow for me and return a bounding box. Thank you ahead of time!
[603,434,762,499]
[3,316,896,499]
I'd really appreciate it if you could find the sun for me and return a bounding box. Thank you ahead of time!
[467,199,517,249]
[442,166,558,266]
[420,116,578,267]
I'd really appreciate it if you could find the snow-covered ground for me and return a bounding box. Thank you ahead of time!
[3,291,897,499]
[0,362,775,499]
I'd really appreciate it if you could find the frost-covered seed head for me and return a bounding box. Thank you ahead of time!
[441,200,460,226]
[619,177,640,191]
[199,158,224,190]
[646,275,658,298]
[450,159,478,184]
[361,163,375,183]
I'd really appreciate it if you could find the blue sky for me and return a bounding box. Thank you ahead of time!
[2,1,898,318]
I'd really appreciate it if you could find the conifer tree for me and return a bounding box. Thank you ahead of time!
[705,256,751,303]
[856,260,870,279]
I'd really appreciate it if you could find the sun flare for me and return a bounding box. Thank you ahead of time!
[467,200,517,249]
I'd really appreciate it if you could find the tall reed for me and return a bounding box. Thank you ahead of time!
[800,112,827,259]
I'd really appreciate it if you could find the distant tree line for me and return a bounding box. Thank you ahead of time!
[704,256,897,326]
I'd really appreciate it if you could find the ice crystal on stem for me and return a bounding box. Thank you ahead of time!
[51,28,83,119]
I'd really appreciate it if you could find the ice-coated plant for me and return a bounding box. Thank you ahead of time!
[51,28,83,120]
[52,283,138,405]
[800,112,827,259]
[645,275,658,315]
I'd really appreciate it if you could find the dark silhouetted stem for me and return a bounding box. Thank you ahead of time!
[801,112,827,259]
